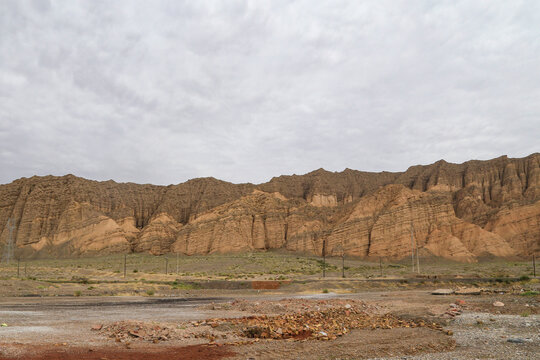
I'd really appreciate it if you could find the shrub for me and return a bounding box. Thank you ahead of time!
[74,290,82,297]
[71,276,89,284]
[146,289,155,296]
[520,290,539,296]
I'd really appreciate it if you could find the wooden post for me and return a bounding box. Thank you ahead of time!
[416,237,420,274]
[165,258,168,275]
[123,254,127,279]
[24,262,27,277]
[341,253,345,278]
[379,257,383,277]
[17,258,20,278]
[322,239,326,278]
[533,255,536,277]
[176,252,179,275]
[410,221,415,272]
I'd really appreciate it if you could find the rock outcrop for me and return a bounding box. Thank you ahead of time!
[0,153,538,261]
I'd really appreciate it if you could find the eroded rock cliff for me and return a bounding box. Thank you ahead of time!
[0,153,538,261]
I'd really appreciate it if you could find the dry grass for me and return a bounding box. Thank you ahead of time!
[0,251,536,297]
[0,251,535,282]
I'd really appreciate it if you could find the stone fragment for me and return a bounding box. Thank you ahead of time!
[493,301,505,307]
[507,338,532,344]
[455,288,482,295]
[432,289,455,295]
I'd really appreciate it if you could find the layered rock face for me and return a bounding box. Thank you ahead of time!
[0,153,538,261]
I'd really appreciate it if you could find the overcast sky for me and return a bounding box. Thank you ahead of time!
[1,1,539,185]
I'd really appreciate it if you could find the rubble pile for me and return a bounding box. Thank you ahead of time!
[98,321,178,343]
[443,301,465,318]
[207,305,444,341]
[96,302,449,345]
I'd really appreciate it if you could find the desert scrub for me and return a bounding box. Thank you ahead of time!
[145,289,155,296]
[171,282,200,290]
[520,290,539,296]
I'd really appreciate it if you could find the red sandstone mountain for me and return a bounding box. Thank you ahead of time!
[0,154,538,262]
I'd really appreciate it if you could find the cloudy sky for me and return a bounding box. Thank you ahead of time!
[1,1,539,185]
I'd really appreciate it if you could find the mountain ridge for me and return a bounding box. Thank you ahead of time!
[1,153,539,261]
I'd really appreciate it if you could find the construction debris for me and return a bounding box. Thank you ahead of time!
[97,302,449,345]
[205,305,445,341]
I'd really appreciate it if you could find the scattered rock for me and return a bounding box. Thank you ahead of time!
[432,289,454,295]
[507,338,532,344]
[493,301,505,307]
[220,306,444,341]
[91,324,103,331]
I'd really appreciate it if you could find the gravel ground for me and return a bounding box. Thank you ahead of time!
[1,291,538,359]
[371,312,540,360]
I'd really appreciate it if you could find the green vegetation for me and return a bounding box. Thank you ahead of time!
[520,290,539,296]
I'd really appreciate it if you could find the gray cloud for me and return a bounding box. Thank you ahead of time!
[1,0,539,185]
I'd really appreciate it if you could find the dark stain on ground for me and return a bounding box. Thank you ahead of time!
[0,344,235,360]
[0,297,232,311]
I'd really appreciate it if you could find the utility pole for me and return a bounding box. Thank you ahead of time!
[379,257,383,277]
[165,257,168,275]
[341,252,345,278]
[410,221,415,272]
[335,244,345,278]
[123,254,127,278]
[17,258,20,277]
[176,252,179,275]
[415,232,420,274]
[533,254,536,277]
[2,218,15,264]
[322,239,326,278]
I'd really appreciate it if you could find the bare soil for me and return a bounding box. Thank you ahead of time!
[0,287,538,359]
[0,343,235,360]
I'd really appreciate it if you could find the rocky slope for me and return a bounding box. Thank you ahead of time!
[0,153,538,261]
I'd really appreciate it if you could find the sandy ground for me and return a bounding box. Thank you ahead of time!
[0,289,538,359]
